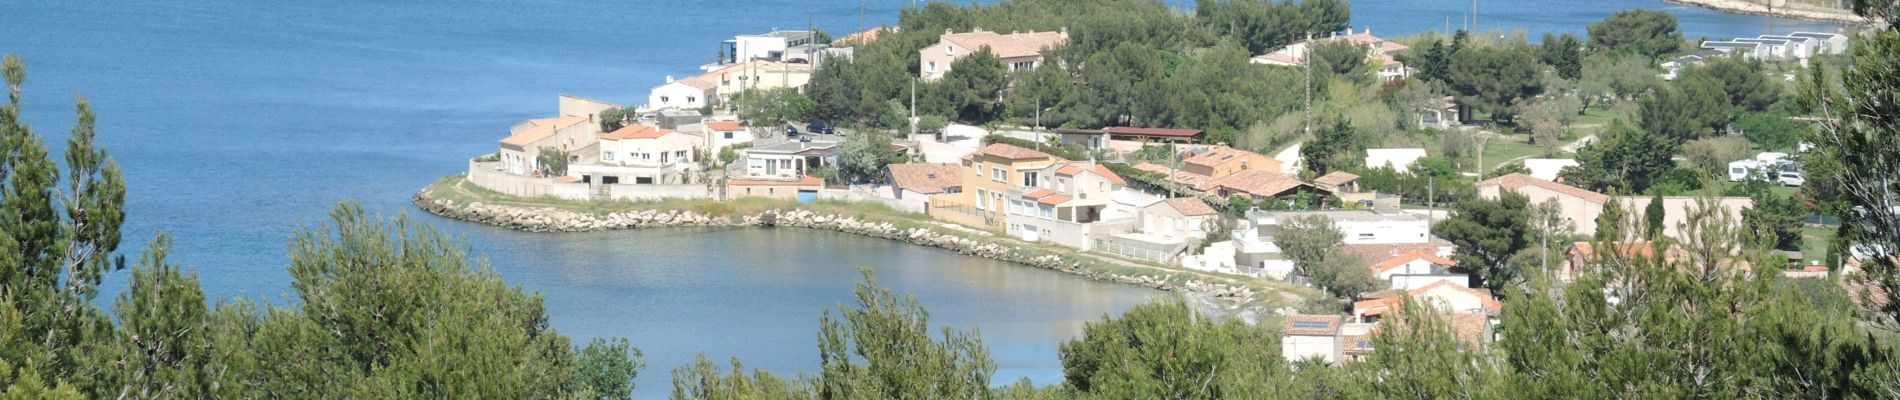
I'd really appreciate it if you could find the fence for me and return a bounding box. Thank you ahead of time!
[1093,232,1188,263]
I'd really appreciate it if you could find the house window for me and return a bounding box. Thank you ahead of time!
[976,189,989,210]
[991,167,1006,183]
[946,45,954,56]
[928,61,938,72]
[603,152,616,161]
[1358,233,1375,240]
[723,132,734,139]
[661,96,671,103]
[1013,61,1034,70]
[1023,171,1039,187]
[676,150,688,161]
[688,96,697,103]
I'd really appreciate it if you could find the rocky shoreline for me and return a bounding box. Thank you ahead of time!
[412,192,1277,314]
[1664,0,1872,24]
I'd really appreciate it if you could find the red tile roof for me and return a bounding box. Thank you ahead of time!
[1342,243,1446,267]
[705,121,746,131]
[1314,171,1361,188]
[499,116,589,148]
[1181,145,1277,171]
[1037,194,1073,205]
[1352,281,1502,317]
[1475,173,1610,204]
[603,124,674,141]
[886,163,963,195]
[939,30,1068,59]
[1371,252,1459,274]
[968,143,1055,160]
[1158,198,1219,217]
[1134,163,1214,189]
[1210,169,1305,197]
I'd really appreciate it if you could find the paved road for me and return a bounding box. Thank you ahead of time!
[1272,143,1302,174]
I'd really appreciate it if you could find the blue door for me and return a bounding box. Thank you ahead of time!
[797,190,819,204]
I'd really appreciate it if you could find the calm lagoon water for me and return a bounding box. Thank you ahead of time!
[0,0,1843,396]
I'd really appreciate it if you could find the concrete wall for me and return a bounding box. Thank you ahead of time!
[728,181,821,200]
[470,159,708,201]
[820,187,928,214]
[1015,217,1136,251]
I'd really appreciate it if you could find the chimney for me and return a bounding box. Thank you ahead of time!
[1060,26,1069,37]
[945,28,953,35]
[1365,26,1371,36]
[665,75,675,83]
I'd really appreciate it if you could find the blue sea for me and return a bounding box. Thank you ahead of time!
[0,0,1843,396]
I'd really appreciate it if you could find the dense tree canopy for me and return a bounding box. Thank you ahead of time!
[1562,119,1677,194]
[1433,191,1534,291]
[1586,9,1683,59]
[1443,43,1545,122]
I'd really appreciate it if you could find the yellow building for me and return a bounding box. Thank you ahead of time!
[930,143,1059,230]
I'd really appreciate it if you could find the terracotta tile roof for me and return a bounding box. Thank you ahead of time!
[1021,188,1055,199]
[1353,281,1502,317]
[727,175,824,186]
[1037,194,1073,205]
[1050,162,1126,185]
[1210,169,1305,197]
[968,143,1054,160]
[1476,173,1610,204]
[939,30,1068,59]
[1371,252,1459,274]
[705,121,746,131]
[1314,171,1360,188]
[886,163,962,195]
[1158,198,1219,217]
[1282,314,1343,336]
[499,116,589,148]
[603,124,674,141]
[1250,50,1303,65]
[1181,145,1277,171]
[1134,163,1214,189]
[675,76,716,91]
[834,26,893,46]
[1342,243,1446,267]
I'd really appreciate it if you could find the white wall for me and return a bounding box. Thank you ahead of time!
[1282,335,1338,364]
[1390,274,1469,290]
[648,81,711,110]
[1337,219,1432,245]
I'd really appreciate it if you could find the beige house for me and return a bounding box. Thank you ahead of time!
[886,163,964,200]
[1352,281,1502,322]
[1476,173,1754,240]
[1137,198,1220,242]
[1282,314,1345,364]
[700,60,814,105]
[727,175,824,200]
[919,28,1068,81]
[1181,145,1281,179]
[498,116,594,176]
[568,124,702,185]
[1251,28,1410,82]
[934,143,1061,230]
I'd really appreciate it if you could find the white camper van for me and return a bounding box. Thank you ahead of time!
[1728,160,1763,182]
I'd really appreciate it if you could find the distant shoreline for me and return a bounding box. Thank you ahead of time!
[1663,0,1872,25]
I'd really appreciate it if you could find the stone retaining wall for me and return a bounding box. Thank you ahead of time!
[412,191,1264,308]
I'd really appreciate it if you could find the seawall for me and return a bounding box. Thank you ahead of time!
[411,190,1286,315]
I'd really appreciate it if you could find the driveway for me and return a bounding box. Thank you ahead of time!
[914,124,988,163]
[1272,143,1303,174]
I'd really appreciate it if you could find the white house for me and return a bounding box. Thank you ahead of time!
[1254,209,1433,245]
[721,30,818,65]
[1005,161,1133,250]
[1252,28,1410,82]
[1702,41,1764,60]
[1364,148,1428,173]
[1733,38,1791,60]
[1370,252,1468,289]
[568,124,702,185]
[741,136,838,180]
[1282,314,1344,364]
[699,121,755,150]
[649,75,716,110]
[699,61,814,105]
[919,28,1068,81]
[1760,35,1819,59]
[1789,32,1849,55]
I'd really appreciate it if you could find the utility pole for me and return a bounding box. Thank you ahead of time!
[910,77,919,139]
[1303,33,1313,140]
[1471,0,1478,32]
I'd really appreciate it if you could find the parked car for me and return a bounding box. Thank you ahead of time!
[806,119,835,134]
[1777,163,1806,187]
[784,123,801,136]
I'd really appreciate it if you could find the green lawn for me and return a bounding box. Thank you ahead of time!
[1801,226,1837,264]
[1480,136,1564,173]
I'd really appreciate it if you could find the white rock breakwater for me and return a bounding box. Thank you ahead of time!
[413,193,1266,309]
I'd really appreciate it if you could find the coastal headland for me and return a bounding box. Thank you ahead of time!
[1664,0,1874,24]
